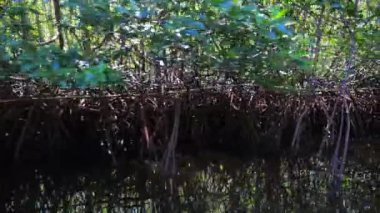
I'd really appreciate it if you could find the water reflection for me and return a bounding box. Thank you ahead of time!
[3,154,379,212]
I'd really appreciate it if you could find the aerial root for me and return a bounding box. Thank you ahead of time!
[141,112,151,149]
[291,104,309,152]
[330,97,352,193]
[318,98,338,156]
[161,100,181,176]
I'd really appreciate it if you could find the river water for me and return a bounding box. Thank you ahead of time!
[1,143,379,212]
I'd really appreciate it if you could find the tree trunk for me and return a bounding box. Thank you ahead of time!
[52,0,64,49]
[313,4,325,63]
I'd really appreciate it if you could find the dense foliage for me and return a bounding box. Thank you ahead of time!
[0,0,378,90]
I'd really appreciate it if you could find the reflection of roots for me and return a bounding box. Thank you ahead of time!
[161,100,181,176]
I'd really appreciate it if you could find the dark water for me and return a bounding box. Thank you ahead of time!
[1,145,379,212]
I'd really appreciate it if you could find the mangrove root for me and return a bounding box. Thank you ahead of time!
[291,106,309,152]
[161,100,181,176]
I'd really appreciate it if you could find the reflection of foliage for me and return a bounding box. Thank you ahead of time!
[5,156,379,212]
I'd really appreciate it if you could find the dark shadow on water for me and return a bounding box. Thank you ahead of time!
[1,143,379,212]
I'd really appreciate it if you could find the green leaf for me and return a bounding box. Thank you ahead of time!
[273,9,287,20]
